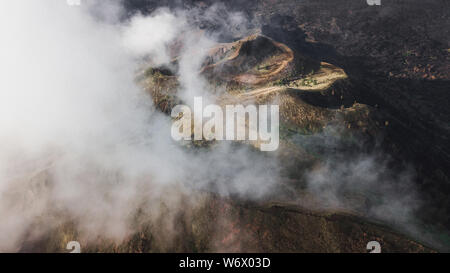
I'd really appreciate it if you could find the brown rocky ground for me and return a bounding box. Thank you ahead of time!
[22,195,434,253]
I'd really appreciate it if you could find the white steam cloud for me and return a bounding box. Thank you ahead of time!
[0,1,277,251]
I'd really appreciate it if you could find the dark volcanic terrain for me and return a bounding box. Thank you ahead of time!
[20,0,448,252]
[122,0,450,250]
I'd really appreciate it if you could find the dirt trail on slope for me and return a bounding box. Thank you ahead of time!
[224,62,347,103]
